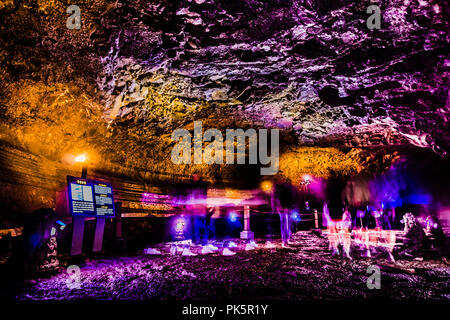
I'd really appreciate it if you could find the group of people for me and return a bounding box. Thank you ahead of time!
[171,174,303,249]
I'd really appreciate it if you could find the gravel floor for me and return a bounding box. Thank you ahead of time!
[11,231,450,300]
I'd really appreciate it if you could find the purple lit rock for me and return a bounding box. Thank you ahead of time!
[1,0,447,154]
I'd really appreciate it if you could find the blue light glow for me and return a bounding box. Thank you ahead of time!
[291,211,301,222]
[56,220,66,230]
[404,194,432,205]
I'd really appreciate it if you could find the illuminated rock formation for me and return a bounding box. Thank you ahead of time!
[0,0,448,217]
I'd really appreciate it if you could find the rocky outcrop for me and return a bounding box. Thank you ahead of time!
[89,0,449,154]
[0,0,448,223]
[0,0,448,174]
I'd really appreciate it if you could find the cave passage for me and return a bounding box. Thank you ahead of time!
[0,0,449,304]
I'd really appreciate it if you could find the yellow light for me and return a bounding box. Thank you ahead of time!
[261,181,273,193]
[74,154,87,163]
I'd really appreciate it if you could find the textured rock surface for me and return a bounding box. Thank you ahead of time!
[0,1,448,218]
[1,0,448,153]
[94,0,449,153]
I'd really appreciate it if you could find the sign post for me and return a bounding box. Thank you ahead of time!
[114,202,122,239]
[67,176,115,255]
[70,168,87,256]
[114,202,127,251]
[92,217,106,252]
[71,216,85,256]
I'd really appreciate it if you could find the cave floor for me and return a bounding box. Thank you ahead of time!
[10,232,450,300]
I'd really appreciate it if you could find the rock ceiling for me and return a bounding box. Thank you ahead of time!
[0,0,448,183]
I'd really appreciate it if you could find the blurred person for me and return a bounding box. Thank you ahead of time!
[322,202,329,228]
[205,206,215,243]
[323,206,352,259]
[271,177,295,247]
[186,173,208,245]
[402,212,429,257]
[428,219,450,258]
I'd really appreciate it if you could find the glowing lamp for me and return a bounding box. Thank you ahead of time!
[300,175,312,188]
[229,212,237,223]
[261,181,272,193]
[74,154,87,163]
[175,219,186,233]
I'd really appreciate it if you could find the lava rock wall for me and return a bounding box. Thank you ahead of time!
[0,0,448,222]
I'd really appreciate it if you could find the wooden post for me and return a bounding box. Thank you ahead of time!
[244,206,250,231]
[240,205,254,240]
[81,166,87,179]
[114,202,126,251]
[314,209,319,229]
[114,202,122,239]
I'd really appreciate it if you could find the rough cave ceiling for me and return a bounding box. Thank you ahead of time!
[0,0,449,183]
